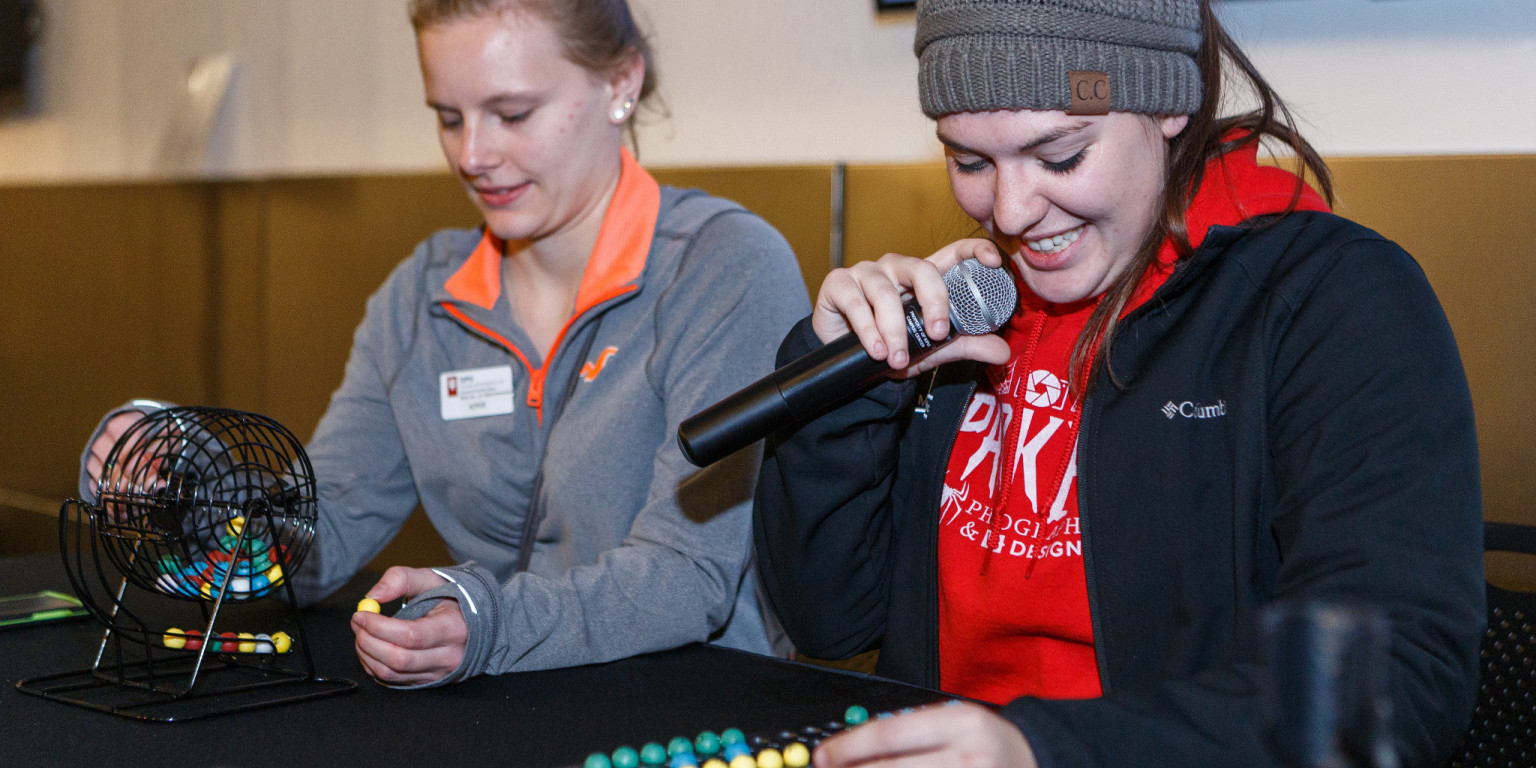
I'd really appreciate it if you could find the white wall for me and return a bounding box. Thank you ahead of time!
[0,0,1531,183]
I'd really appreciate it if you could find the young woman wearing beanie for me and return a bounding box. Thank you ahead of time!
[753,1,1482,766]
[81,0,805,686]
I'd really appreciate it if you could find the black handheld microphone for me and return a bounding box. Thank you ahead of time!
[677,258,1018,468]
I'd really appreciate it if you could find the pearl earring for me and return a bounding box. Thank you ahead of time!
[613,98,635,122]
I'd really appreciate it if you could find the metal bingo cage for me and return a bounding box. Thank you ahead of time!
[18,406,355,721]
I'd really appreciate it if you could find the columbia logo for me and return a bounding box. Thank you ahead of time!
[1163,400,1228,420]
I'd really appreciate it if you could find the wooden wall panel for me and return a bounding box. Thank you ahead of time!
[1326,156,1536,526]
[650,166,830,298]
[843,163,974,267]
[209,182,271,413]
[0,183,216,504]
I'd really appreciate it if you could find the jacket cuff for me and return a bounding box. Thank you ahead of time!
[997,698,1077,768]
[384,563,499,689]
[78,399,176,501]
[776,315,824,366]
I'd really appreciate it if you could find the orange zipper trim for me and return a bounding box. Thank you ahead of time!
[442,293,636,424]
[440,303,548,422]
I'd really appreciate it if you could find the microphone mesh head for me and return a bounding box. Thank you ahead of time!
[944,259,1018,335]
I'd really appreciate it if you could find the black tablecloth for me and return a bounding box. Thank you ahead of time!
[0,554,948,767]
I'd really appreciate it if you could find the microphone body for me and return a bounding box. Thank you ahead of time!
[678,259,1017,468]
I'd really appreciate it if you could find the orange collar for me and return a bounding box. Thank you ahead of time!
[443,147,662,313]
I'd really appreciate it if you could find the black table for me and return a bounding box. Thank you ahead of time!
[0,555,950,767]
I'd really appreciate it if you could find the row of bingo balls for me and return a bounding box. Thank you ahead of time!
[161,628,293,654]
[152,516,287,601]
[586,726,822,768]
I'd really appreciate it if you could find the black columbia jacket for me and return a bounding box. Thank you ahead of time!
[754,211,1483,768]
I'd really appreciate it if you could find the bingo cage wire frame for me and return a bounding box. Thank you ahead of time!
[16,406,356,721]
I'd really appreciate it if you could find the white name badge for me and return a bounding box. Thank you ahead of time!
[440,366,515,421]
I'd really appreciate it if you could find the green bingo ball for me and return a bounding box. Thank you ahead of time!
[640,742,667,765]
[844,705,870,726]
[694,731,721,756]
[611,746,640,768]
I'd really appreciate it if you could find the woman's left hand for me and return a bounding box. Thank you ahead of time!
[350,566,468,686]
[814,702,1038,768]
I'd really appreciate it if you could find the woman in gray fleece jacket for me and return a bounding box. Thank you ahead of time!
[79,0,807,687]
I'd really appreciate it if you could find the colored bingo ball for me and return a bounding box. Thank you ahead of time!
[694,731,721,756]
[357,598,382,614]
[782,743,810,768]
[639,742,667,765]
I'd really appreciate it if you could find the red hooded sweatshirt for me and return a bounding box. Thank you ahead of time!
[937,139,1330,705]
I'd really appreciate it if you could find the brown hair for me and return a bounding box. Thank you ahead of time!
[1066,0,1335,396]
[408,0,659,123]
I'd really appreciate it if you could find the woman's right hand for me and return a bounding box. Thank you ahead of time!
[85,411,149,498]
[813,238,1012,378]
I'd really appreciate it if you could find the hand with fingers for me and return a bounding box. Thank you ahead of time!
[814,702,1038,768]
[84,410,179,523]
[85,411,151,499]
[814,239,1013,379]
[350,566,468,687]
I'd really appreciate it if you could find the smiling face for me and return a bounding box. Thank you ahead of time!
[937,110,1189,304]
[417,9,637,244]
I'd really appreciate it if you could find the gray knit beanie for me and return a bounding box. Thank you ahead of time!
[915,0,1203,118]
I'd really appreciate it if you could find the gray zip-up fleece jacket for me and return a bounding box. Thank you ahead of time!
[82,160,808,684]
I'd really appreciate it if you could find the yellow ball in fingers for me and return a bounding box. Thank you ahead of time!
[356,597,382,614]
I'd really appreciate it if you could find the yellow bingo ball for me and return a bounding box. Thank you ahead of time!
[356,598,382,614]
[163,629,187,650]
[755,748,784,768]
[702,760,727,768]
[265,564,284,586]
[782,744,810,768]
[729,756,756,768]
[271,631,292,654]
[227,516,245,536]
[237,632,256,653]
